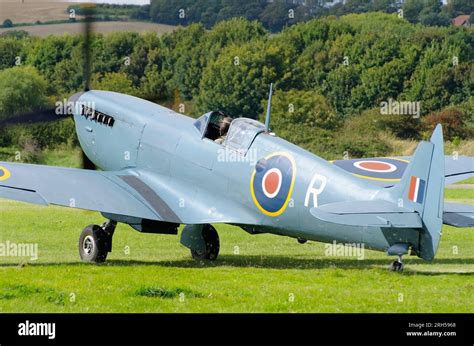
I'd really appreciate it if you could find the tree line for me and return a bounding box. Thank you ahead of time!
[2,1,473,31]
[0,12,472,160]
[78,0,473,32]
[65,0,474,32]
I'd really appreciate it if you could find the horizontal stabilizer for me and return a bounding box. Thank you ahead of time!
[444,156,474,185]
[443,203,474,227]
[310,200,422,228]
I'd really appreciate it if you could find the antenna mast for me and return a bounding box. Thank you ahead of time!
[265,83,273,132]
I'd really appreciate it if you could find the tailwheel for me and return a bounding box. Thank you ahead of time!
[191,224,220,261]
[389,256,404,272]
[79,221,116,263]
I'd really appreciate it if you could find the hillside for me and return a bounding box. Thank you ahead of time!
[0,21,176,37]
[0,0,77,23]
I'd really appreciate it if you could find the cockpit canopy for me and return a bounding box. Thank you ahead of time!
[225,118,266,153]
[194,111,266,154]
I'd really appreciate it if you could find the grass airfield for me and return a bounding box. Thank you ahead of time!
[0,186,472,313]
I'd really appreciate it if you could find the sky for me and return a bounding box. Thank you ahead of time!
[68,0,150,5]
[67,0,449,6]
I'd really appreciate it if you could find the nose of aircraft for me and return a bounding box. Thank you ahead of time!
[68,91,86,111]
[67,91,90,117]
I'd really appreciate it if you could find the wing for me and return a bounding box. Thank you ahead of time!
[110,169,261,225]
[0,162,260,225]
[0,162,161,221]
[331,155,474,187]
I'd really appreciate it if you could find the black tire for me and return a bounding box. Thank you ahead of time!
[191,224,220,261]
[79,225,108,263]
[389,260,404,272]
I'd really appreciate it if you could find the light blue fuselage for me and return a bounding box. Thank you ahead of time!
[74,91,418,253]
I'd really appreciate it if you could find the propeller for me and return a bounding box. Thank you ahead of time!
[0,108,64,126]
[78,4,96,170]
[0,3,97,170]
[83,4,93,92]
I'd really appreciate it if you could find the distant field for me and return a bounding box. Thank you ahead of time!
[0,1,176,37]
[0,21,176,37]
[0,1,76,24]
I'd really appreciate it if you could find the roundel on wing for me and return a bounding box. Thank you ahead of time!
[250,152,296,217]
[332,157,408,181]
[353,160,397,173]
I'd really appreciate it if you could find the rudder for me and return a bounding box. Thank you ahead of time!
[389,125,445,260]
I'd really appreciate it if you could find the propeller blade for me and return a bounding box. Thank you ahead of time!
[1,5,97,171]
[79,4,96,170]
[81,150,96,170]
[82,4,95,92]
[0,108,66,126]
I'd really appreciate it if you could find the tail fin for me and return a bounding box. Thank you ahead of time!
[389,125,445,260]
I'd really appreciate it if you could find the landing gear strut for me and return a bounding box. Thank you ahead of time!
[79,220,116,263]
[389,255,404,272]
[180,224,220,261]
[387,243,409,272]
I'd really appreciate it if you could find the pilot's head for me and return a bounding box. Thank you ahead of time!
[219,117,233,136]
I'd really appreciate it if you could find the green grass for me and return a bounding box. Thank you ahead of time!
[0,147,472,312]
[41,146,83,168]
[445,188,473,203]
[0,145,82,168]
[456,176,474,184]
[0,194,473,313]
[135,286,204,299]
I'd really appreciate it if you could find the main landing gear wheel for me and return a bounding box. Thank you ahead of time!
[79,221,116,263]
[389,256,404,272]
[191,224,220,261]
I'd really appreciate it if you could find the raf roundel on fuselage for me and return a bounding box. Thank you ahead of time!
[250,152,296,217]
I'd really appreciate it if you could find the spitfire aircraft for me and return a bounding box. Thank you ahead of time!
[0,12,472,272]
